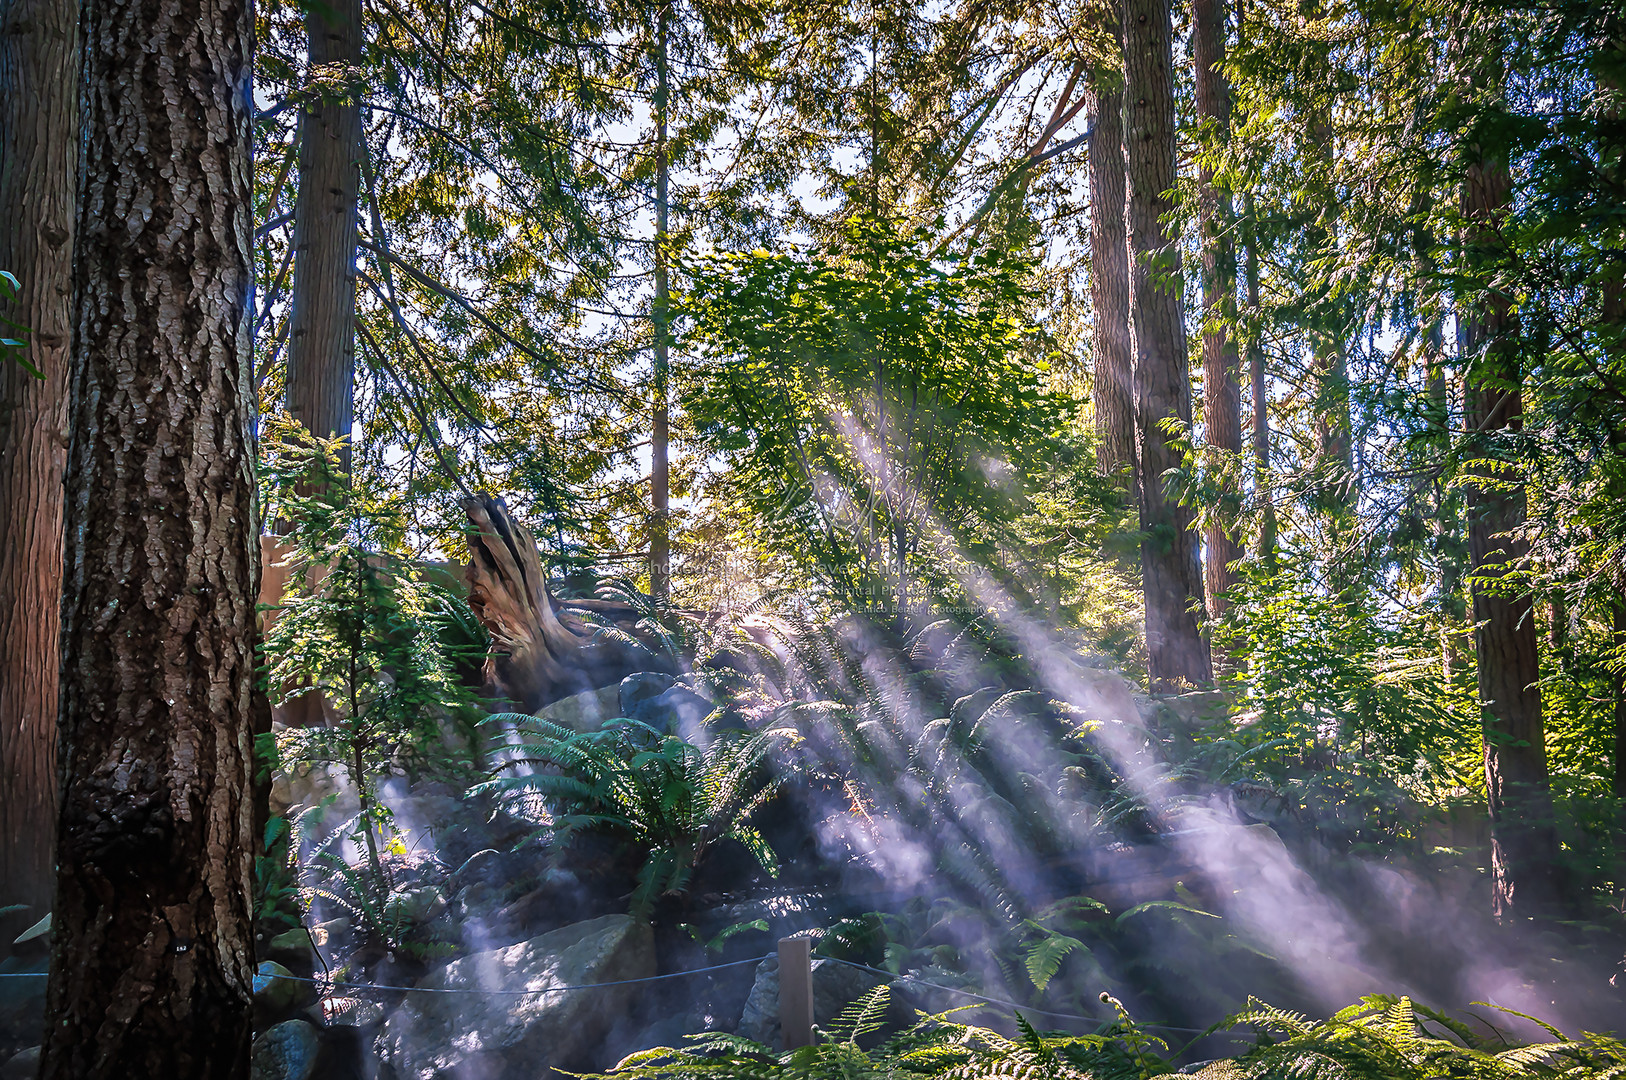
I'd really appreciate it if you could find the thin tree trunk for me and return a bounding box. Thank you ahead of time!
[40,0,258,1067]
[0,0,76,935]
[650,0,671,601]
[285,0,363,469]
[1244,193,1274,566]
[1613,599,1626,802]
[1461,144,1560,920]
[1237,2,1273,568]
[1086,26,1137,506]
[1124,0,1212,689]
[1195,0,1242,632]
[1306,108,1354,521]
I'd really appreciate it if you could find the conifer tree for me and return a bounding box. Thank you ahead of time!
[1087,19,1137,504]
[42,0,258,1068]
[0,0,76,935]
[1124,0,1211,687]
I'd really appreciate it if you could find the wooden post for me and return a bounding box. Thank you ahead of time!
[778,936,814,1049]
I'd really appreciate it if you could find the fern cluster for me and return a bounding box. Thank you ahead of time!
[587,990,1624,1080]
[594,986,1147,1080]
[474,714,796,912]
[1217,996,1626,1080]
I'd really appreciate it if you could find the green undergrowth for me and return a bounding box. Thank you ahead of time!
[586,988,1626,1080]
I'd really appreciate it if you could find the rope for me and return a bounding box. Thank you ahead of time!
[1,954,772,996]
[5,952,1232,1041]
[292,952,773,996]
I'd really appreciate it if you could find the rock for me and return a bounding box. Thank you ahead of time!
[736,955,887,1049]
[261,926,319,978]
[322,996,388,1028]
[646,686,716,739]
[254,960,317,1017]
[251,1019,320,1080]
[380,913,656,1079]
[537,685,623,733]
[383,885,446,926]
[618,672,675,720]
[311,916,353,949]
[0,1047,39,1080]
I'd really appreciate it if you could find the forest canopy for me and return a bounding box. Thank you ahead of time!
[1,0,1625,1074]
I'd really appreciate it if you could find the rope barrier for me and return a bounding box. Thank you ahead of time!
[1,954,772,996]
[5,951,1236,1043]
[7,949,1229,1039]
[284,952,773,996]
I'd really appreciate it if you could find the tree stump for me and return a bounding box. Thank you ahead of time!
[463,495,671,711]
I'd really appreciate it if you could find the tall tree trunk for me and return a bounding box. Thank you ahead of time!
[1086,28,1137,506]
[1194,0,1242,632]
[40,0,258,1066]
[1236,3,1273,568]
[1613,599,1626,802]
[1304,106,1354,531]
[1124,0,1211,688]
[0,0,76,936]
[285,0,363,469]
[1461,143,1560,920]
[650,0,671,601]
[1243,193,1274,566]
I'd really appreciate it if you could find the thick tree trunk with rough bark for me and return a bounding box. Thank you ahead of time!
[1086,31,1136,504]
[1461,152,1559,920]
[285,0,363,465]
[1124,0,1211,688]
[0,0,76,935]
[39,0,258,1069]
[1194,0,1242,629]
[650,2,672,600]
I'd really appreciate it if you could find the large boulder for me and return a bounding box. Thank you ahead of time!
[379,913,655,1079]
[536,685,622,733]
[250,1019,320,1080]
[0,1047,39,1080]
[618,673,675,720]
[618,674,714,739]
[253,960,317,1026]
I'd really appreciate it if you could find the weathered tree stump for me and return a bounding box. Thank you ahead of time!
[463,495,672,710]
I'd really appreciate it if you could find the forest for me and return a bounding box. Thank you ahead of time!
[1,0,1626,1075]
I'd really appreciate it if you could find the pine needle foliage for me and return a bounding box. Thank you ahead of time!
[261,418,482,890]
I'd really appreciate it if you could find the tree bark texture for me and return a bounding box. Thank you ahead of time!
[1194,0,1242,626]
[650,1,671,601]
[1085,32,1137,504]
[285,0,363,468]
[1461,152,1559,920]
[40,0,258,1068]
[0,0,76,931]
[1124,0,1212,688]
